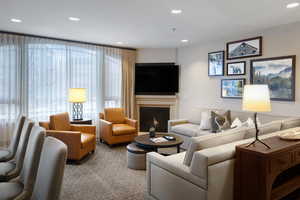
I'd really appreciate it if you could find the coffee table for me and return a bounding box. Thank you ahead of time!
[134,133,183,153]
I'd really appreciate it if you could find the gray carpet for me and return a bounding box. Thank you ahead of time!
[61,143,147,200]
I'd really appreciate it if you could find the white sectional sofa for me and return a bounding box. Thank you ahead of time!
[147,117,300,200]
[168,108,286,149]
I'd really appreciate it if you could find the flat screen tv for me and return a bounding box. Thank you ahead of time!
[135,63,179,95]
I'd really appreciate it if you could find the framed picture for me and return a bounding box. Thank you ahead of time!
[221,79,245,99]
[226,36,262,60]
[208,51,224,76]
[250,55,296,101]
[227,61,246,76]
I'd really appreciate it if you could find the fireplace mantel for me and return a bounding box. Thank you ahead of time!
[135,95,179,132]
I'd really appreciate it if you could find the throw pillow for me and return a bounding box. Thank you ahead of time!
[199,111,211,130]
[231,118,243,129]
[246,117,262,128]
[211,110,231,133]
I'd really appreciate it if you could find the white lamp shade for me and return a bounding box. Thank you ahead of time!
[68,88,87,103]
[242,85,271,112]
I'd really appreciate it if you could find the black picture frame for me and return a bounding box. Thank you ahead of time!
[226,61,246,76]
[226,36,262,60]
[208,51,225,76]
[221,78,246,99]
[250,55,296,102]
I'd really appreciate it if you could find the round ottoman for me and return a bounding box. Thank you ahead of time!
[127,143,148,170]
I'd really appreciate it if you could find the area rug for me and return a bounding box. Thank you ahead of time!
[61,143,147,200]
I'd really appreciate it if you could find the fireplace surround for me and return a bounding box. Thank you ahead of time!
[135,95,178,132]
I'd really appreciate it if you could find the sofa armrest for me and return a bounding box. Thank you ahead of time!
[168,119,189,132]
[125,118,137,128]
[70,125,96,135]
[100,119,113,138]
[147,152,206,189]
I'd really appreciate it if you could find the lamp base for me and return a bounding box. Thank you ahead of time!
[246,112,271,149]
[246,138,271,149]
[72,103,83,120]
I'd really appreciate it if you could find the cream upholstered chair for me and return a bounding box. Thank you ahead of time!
[0,119,34,182]
[39,112,96,161]
[0,115,26,162]
[0,126,45,199]
[31,137,67,200]
[100,108,137,145]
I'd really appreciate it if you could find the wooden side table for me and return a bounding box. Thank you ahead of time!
[234,136,300,200]
[70,119,92,125]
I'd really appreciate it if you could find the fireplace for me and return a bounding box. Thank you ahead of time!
[139,107,170,132]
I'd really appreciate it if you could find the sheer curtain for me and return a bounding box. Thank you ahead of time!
[0,33,124,144]
[24,38,104,122]
[0,34,23,146]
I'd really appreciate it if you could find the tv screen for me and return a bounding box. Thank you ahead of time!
[135,63,179,95]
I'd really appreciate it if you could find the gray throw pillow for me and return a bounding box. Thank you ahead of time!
[211,110,231,133]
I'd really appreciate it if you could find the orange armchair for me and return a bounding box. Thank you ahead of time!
[100,108,137,145]
[39,112,96,161]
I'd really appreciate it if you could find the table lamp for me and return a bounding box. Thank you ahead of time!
[68,88,87,120]
[242,85,271,149]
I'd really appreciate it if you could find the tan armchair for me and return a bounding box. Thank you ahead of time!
[39,112,96,161]
[100,108,137,145]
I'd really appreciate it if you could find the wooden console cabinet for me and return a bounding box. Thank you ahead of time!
[234,136,300,200]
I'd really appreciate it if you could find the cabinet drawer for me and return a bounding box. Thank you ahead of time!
[294,148,300,163]
[270,152,292,173]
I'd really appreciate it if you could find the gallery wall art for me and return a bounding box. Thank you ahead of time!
[208,51,224,76]
[227,61,246,76]
[226,36,262,60]
[221,79,245,99]
[250,55,296,101]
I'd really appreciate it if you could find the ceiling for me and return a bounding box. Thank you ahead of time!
[0,0,300,48]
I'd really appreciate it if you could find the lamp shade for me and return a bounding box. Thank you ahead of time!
[68,88,87,103]
[242,85,271,112]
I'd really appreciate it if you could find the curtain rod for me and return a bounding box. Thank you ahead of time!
[0,30,137,51]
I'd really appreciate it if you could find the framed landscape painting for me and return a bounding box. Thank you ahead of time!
[208,51,224,76]
[227,61,246,76]
[221,79,245,99]
[226,36,262,60]
[250,55,296,101]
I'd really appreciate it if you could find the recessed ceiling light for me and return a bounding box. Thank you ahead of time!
[171,9,182,14]
[286,2,299,8]
[10,18,22,23]
[116,42,123,45]
[181,39,189,43]
[68,17,80,21]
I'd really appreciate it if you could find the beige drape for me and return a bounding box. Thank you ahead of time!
[121,49,136,119]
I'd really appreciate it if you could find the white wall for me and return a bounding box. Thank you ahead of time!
[137,48,176,63]
[178,22,300,118]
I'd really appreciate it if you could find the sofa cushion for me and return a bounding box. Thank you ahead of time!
[112,124,136,136]
[81,133,96,148]
[104,108,125,124]
[183,127,247,166]
[171,124,201,137]
[49,112,71,131]
[243,121,282,139]
[281,118,300,130]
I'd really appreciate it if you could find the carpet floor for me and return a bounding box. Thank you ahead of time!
[61,143,147,200]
